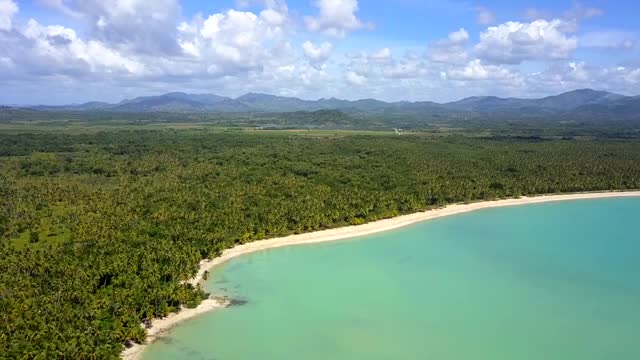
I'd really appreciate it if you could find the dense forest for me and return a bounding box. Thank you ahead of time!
[1,128,640,359]
[2,106,640,136]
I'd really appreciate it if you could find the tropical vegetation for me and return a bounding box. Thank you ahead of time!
[1,128,639,359]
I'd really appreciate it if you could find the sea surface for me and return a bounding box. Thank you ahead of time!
[143,198,640,360]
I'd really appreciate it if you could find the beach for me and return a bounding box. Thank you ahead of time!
[122,191,640,360]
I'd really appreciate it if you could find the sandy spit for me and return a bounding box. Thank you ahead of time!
[122,191,640,360]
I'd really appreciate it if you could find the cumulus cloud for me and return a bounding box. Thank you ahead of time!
[302,41,333,67]
[445,28,469,44]
[427,28,469,64]
[54,0,183,55]
[624,68,640,85]
[445,59,518,82]
[0,1,295,85]
[176,7,292,76]
[476,19,578,64]
[0,0,18,31]
[272,62,329,89]
[520,61,640,97]
[342,49,429,82]
[369,48,392,63]
[305,0,371,37]
[383,56,428,79]
[1,0,640,104]
[345,70,366,85]
[4,19,146,78]
[475,6,495,25]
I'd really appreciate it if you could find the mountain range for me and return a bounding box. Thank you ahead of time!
[15,89,640,123]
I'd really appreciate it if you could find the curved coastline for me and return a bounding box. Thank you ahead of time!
[122,191,640,360]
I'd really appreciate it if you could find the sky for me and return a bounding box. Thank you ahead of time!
[0,0,639,105]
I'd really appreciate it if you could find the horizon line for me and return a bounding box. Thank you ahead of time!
[4,88,635,108]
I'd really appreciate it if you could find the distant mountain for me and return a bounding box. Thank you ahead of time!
[566,95,640,122]
[73,101,114,110]
[114,92,242,112]
[443,96,530,112]
[316,97,354,109]
[235,93,315,112]
[346,98,391,111]
[442,89,627,113]
[435,89,640,121]
[31,101,113,111]
[158,92,229,105]
[11,89,640,123]
[534,89,626,110]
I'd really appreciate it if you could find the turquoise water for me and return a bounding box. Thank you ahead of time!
[143,198,640,360]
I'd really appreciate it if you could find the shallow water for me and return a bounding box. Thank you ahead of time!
[143,198,640,360]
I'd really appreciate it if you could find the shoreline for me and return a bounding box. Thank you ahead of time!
[122,190,640,360]
[121,298,229,360]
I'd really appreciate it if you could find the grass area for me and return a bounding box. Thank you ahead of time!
[0,121,223,133]
[0,121,411,137]
[11,221,69,248]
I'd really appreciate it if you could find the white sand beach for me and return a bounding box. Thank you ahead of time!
[122,191,640,360]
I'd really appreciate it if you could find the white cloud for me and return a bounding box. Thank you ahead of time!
[475,6,495,25]
[305,0,371,37]
[1,0,640,104]
[15,19,147,76]
[524,62,640,96]
[383,57,428,79]
[342,49,428,82]
[63,0,183,55]
[176,7,292,77]
[476,19,578,64]
[445,59,518,82]
[0,0,18,31]
[446,28,469,44]
[345,71,366,85]
[369,48,392,63]
[625,69,640,84]
[0,1,295,84]
[260,8,286,26]
[427,28,469,64]
[302,41,333,67]
[566,61,590,81]
[271,62,330,88]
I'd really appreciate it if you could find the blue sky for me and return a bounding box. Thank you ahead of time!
[1,0,639,104]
